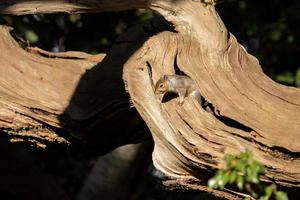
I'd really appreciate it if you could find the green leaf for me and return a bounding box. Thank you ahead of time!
[276,72,295,85]
[229,171,237,184]
[25,30,39,43]
[208,178,218,189]
[136,9,154,22]
[217,179,225,189]
[264,185,273,198]
[250,190,259,199]
[236,175,244,190]
[246,167,259,183]
[287,35,294,43]
[295,67,300,87]
[225,154,236,168]
[208,151,288,200]
[251,161,261,173]
[269,29,282,41]
[236,160,246,173]
[225,154,236,162]
[238,0,247,10]
[69,14,81,23]
[215,171,226,189]
[208,173,222,189]
[275,191,288,200]
[257,163,265,174]
[222,171,230,186]
[259,196,269,200]
[240,151,251,161]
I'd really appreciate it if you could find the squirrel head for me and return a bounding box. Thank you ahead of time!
[155,75,169,94]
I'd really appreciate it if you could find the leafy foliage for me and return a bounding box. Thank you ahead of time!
[217,0,300,87]
[208,151,288,200]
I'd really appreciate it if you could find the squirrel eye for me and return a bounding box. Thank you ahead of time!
[159,84,163,88]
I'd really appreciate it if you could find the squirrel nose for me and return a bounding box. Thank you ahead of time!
[158,94,164,101]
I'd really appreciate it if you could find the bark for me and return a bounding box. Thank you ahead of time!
[0,25,100,147]
[0,24,149,153]
[0,0,149,15]
[0,0,300,199]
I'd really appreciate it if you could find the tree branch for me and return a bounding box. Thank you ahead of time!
[0,0,149,15]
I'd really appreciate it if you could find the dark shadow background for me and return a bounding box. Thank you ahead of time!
[0,0,299,199]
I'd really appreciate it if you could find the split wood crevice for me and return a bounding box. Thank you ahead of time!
[0,0,299,198]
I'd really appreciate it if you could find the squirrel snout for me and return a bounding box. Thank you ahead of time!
[157,94,164,102]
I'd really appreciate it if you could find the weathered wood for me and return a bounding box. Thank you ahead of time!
[123,30,300,186]
[0,0,149,15]
[0,0,299,199]
[0,24,148,153]
[0,25,103,146]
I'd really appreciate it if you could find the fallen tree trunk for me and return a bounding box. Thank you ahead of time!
[0,25,101,147]
[0,0,299,199]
